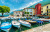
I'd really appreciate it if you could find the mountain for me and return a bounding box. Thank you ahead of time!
[15,9,23,11]
[10,9,23,14]
[10,0,50,14]
[28,0,50,8]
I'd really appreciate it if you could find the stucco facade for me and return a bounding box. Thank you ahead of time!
[24,8,35,17]
[35,3,41,15]
[41,4,50,15]
[13,11,23,17]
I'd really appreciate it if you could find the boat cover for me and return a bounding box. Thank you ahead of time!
[1,22,12,29]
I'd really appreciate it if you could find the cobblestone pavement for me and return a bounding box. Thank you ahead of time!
[22,23,50,32]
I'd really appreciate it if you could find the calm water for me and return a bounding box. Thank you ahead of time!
[0,15,9,17]
[0,18,28,32]
[0,18,31,32]
[0,18,50,32]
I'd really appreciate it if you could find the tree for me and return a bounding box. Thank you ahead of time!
[0,6,10,16]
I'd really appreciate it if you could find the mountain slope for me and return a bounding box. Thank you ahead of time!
[28,0,50,8]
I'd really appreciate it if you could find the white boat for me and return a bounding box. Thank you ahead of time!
[12,21,20,28]
[10,17,14,19]
[13,17,17,19]
[1,18,6,20]
[1,22,12,32]
[36,18,50,22]
[6,17,10,19]
[19,20,31,27]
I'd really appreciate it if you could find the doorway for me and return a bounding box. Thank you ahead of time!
[47,10,48,15]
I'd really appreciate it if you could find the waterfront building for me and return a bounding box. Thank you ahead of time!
[24,8,35,17]
[13,11,23,17]
[35,3,41,15]
[41,4,50,15]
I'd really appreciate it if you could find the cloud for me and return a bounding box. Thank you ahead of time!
[10,9,17,12]
[13,9,17,11]
[1,0,5,4]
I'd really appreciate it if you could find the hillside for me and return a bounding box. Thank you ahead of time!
[10,0,50,14]
[28,0,50,8]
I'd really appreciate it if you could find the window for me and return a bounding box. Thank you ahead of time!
[41,8,43,10]
[47,6,48,8]
[25,9,28,12]
[41,11,43,13]
[30,12,32,14]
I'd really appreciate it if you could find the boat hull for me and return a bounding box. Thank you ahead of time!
[12,21,20,28]
[1,22,12,32]
[13,25,20,28]
[21,23,31,27]
[1,28,10,32]
[26,20,37,24]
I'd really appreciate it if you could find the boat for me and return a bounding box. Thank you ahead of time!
[19,20,31,27]
[37,20,43,24]
[36,18,50,22]
[1,18,6,20]
[13,17,17,19]
[32,19,43,24]
[1,22,12,32]
[12,21,20,28]
[6,17,10,19]
[26,20,37,24]
[10,17,15,19]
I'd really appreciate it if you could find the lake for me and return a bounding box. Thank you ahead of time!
[0,15,9,17]
[0,18,50,32]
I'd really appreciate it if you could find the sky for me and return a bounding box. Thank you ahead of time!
[0,0,43,12]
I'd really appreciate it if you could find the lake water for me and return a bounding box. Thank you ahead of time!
[0,18,50,32]
[0,15,9,17]
[0,18,31,32]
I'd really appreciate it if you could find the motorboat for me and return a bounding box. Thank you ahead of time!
[26,20,37,24]
[13,17,17,19]
[36,20,43,24]
[6,17,10,19]
[10,17,14,19]
[1,22,12,32]
[19,20,31,27]
[1,18,6,20]
[12,21,20,28]
[36,18,50,22]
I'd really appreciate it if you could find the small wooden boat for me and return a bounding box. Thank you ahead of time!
[37,20,43,24]
[1,22,12,32]
[32,19,43,24]
[36,18,50,22]
[26,20,37,24]
[12,21,20,28]
[19,20,31,27]
[1,18,6,20]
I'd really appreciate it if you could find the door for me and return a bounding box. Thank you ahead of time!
[47,10,48,15]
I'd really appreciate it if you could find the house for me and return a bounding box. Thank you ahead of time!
[41,4,50,15]
[24,8,35,17]
[13,11,23,17]
[35,3,41,15]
